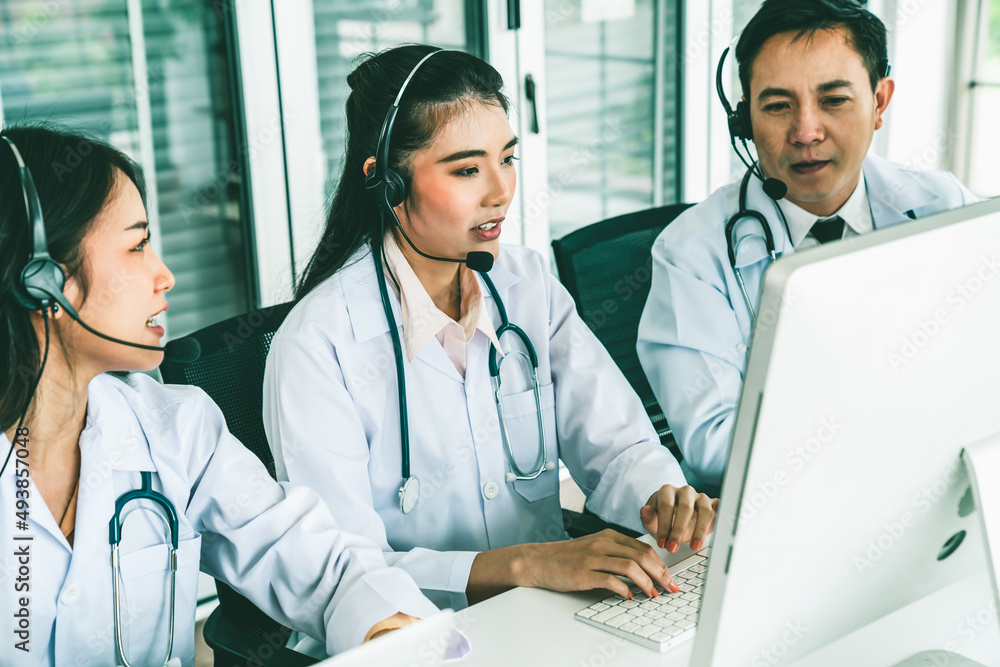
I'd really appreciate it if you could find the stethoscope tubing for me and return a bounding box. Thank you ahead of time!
[374,238,552,513]
[726,166,787,326]
[109,470,178,667]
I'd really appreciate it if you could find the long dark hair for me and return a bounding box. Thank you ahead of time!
[295,45,509,301]
[0,124,146,430]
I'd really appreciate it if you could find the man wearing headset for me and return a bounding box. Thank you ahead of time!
[637,0,977,496]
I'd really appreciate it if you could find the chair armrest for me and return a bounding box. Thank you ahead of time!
[562,508,641,539]
[203,606,320,667]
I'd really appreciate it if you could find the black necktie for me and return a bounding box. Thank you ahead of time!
[810,216,845,244]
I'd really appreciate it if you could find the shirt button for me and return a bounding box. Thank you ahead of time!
[60,584,81,606]
[466,382,475,397]
[483,481,499,499]
[737,343,748,354]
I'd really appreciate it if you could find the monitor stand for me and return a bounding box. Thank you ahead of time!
[892,434,1000,667]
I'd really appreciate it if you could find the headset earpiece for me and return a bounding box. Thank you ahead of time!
[734,100,752,142]
[15,257,67,311]
[366,49,449,218]
[2,135,71,313]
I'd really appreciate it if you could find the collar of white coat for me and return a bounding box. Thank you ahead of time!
[731,153,943,268]
[82,374,156,472]
[0,375,156,478]
[777,174,871,247]
[341,242,520,344]
[380,232,504,363]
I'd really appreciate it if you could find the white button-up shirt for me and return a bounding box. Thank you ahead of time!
[264,243,687,610]
[0,373,437,666]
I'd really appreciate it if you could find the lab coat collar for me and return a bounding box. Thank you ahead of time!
[863,153,942,228]
[86,374,156,473]
[343,244,519,344]
[0,375,155,549]
[730,154,936,268]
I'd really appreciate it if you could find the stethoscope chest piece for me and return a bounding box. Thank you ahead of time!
[399,475,420,514]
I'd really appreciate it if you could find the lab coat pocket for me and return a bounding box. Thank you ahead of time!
[116,535,201,663]
[501,382,559,503]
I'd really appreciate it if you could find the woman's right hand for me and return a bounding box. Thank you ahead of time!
[515,529,679,599]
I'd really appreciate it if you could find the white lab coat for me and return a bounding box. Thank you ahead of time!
[637,154,978,494]
[263,243,686,610]
[0,373,437,666]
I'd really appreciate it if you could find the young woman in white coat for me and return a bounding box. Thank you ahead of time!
[263,45,718,611]
[0,125,438,666]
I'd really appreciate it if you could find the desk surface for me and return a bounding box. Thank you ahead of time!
[454,541,1000,667]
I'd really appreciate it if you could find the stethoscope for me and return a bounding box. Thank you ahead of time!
[109,470,179,667]
[372,242,555,515]
[725,164,791,325]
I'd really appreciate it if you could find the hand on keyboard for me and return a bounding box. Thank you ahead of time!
[641,485,718,553]
[517,529,680,599]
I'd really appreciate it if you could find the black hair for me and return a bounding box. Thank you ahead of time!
[0,124,146,430]
[294,44,509,301]
[735,0,889,98]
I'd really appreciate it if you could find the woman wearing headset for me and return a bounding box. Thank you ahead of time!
[263,45,717,618]
[0,125,438,666]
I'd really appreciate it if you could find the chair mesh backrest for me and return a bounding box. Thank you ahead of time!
[159,301,295,647]
[552,203,692,458]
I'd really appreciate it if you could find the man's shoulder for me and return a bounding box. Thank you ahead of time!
[864,153,973,211]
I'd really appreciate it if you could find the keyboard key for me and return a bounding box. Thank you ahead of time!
[676,605,695,616]
[645,611,665,620]
[577,609,597,619]
[589,603,610,612]
[620,622,640,632]
[690,564,706,573]
[679,583,695,593]
[633,616,653,626]
[627,608,646,617]
[676,619,696,630]
[619,600,640,609]
[668,554,705,572]
[681,593,700,602]
[591,608,627,624]
[700,547,712,556]
[606,614,630,628]
[650,631,673,642]
[654,618,675,628]
[635,625,659,638]
[602,596,623,605]
[668,598,687,608]
[666,611,685,621]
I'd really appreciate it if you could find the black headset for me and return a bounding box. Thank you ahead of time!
[364,49,451,213]
[3,135,72,314]
[716,49,754,144]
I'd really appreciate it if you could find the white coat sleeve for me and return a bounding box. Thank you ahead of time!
[263,328,479,609]
[181,389,440,655]
[541,255,688,533]
[637,233,747,491]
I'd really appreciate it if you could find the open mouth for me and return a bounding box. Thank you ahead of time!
[790,160,830,175]
[146,312,163,328]
[472,221,500,231]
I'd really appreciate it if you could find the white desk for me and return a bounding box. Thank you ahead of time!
[453,543,1000,666]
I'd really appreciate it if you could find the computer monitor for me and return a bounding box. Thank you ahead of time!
[691,196,1000,665]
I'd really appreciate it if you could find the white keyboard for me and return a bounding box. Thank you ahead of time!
[574,546,711,652]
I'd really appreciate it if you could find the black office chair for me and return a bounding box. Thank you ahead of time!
[159,301,317,667]
[552,203,693,463]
